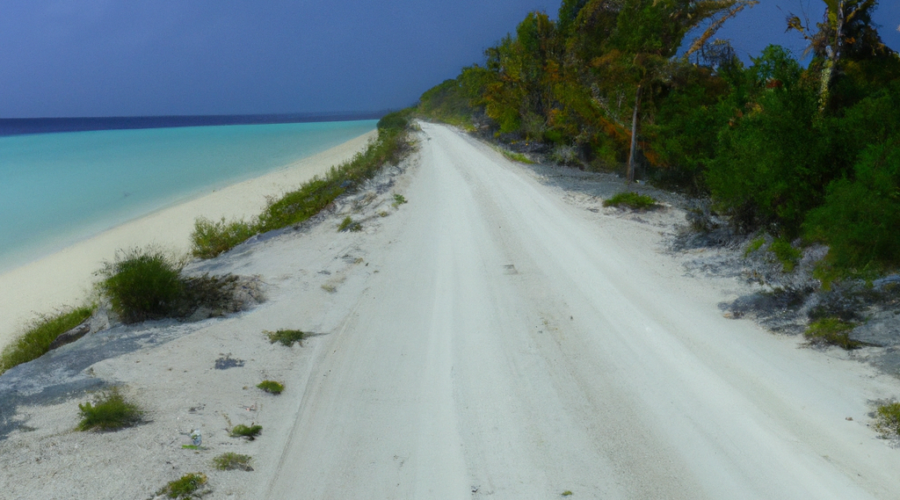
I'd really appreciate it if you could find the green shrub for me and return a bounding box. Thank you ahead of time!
[157,472,208,499]
[874,402,900,438]
[0,305,94,374]
[98,248,183,324]
[392,194,408,206]
[603,192,658,210]
[213,452,253,471]
[803,318,860,350]
[191,217,257,259]
[804,137,900,271]
[230,424,262,440]
[769,238,802,273]
[256,380,284,395]
[265,329,305,347]
[77,388,142,431]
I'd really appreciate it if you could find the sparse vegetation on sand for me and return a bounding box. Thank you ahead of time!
[256,380,284,394]
[190,109,414,259]
[602,192,658,210]
[874,402,900,438]
[213,452,253,471]
[392,193,408,208]
[803,318,860,350]
[0,305,95,375]
[265,329,306,347]
[230,424,262,440]
[77,388,142,431]
[338,216,362,232]
[157,472,208,498]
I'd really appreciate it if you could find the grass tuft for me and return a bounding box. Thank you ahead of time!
[744,236,766,257]
[0,305,95,375]
[770,238,802,273]
[265,329,305,347]
[157,472,208,499]
[191,217,257,259]
[602,192,658,210]
[874,402,900,438]
[803,317,860,350]
[392,194,408,208]
[77,388,142,431]
[338,216,362,232]
[230,424,262,440]
[97,248,183,324]
[213,452,253,471]
[256,380,284,395]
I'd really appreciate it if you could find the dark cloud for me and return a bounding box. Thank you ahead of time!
[1,1,896,117]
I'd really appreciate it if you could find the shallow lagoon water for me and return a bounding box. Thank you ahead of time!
[0,120,376,272]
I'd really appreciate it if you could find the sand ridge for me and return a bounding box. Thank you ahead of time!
[0,130,377,352]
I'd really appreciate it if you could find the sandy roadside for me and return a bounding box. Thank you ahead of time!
[0,130,377,352]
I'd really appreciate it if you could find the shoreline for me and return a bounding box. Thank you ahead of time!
[0,130,377,352]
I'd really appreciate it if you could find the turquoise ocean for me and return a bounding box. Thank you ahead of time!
[0,119,377,273]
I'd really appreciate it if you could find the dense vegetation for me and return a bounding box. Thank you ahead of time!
[418,0,900,277]
[191,109,414,259]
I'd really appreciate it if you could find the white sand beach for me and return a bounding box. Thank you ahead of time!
[0,130,377,353]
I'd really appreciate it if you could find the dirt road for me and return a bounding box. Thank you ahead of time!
[262,123,900,499]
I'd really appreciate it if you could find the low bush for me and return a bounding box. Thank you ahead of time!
[874,402,900,438]
[265,329,305,347]
[256,380,284,395]
[603,192,658,210]
[98,248,183,323]
[392,194,408,206]
[230,424,262,440]
[157,472,208,499]
[803,318,860,350]
[0,305,95,374]
[77,388,142,431]
[213,452,253,471]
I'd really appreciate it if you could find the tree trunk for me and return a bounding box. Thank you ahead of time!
[819,0,845,112]
[626,84,641,184]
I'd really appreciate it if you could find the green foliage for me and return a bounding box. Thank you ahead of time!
[230,424,262,440]
[805,137,900,270]
[0,305,95,374]
[77,388,142,431]
[190,112,413,258]
[392,194,408,206]
[157,473,208,499]
[769,238,802,272]
[265,329,305,347]
[602,192,658,210]
[338,216,362,232]
[256,380,284,395]
[803,318,860,350]
[213,453,253,471]
[874,402,900,438]
[744,237,765,257]
[98,248,183,324]
[191,217,256,260]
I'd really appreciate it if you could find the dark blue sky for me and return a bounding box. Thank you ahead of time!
[1,1,897,118]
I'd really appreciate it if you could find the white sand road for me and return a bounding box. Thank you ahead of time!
[4,122,900,499]
[259,122,900,499]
